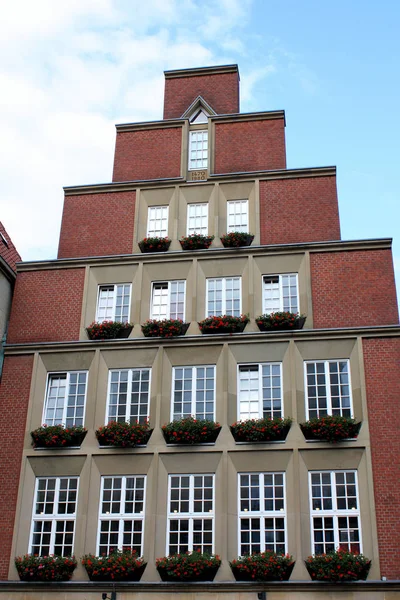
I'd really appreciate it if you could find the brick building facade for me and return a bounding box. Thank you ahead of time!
[0,64,399,599]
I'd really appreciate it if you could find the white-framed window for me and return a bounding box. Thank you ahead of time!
[238,363,282,421]
[147,206,169,237]
[98,476,146,556]
[172,366,215,421]
[238,472,286,555]
[167,474,214,554]
[305,360,352,420]
[43,372,87,428]
[106,369,151,424]
[263,274,299,314]
[309,470,361,554]
[29,477,79,556]
[207,277,241,317]
[187,203,208,235]
[189,130,208,170]
[151,280,185,320]
[96,284,131,323]
[227,200,248,233]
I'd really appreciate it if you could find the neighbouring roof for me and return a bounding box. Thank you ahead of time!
[0,222,21,273]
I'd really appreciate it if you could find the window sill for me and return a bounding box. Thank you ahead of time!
[234,440,286,445]
[33,446,82,450]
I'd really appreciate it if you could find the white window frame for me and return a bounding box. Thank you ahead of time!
[167,474,215,555]
[106,368,151,425]
[97,475,146,556]
[227,200,249,233]
[147,206,169,237]
[206,277,242,317]
[171,365,216,421]
[150,280,186,321]
[29,477,79,556]
[238,472,286,556]
[305,360,353,420]
[309,470,362,555]
[96,284,131,323]
[187,203,209,235]
[188,130,208,171]
[262,273,299,314]
[42,371,88,428]
[237,363,283,421]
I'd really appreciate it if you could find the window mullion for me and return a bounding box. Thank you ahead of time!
[325,362,332,415]
[126,370,132,422]
[278,276,284,311]
[258,366,263,418]
[222,280,226,314]
[192,367,197,417]
[167,282,171,319]
[112,286,117,321]
[63,373,70,426]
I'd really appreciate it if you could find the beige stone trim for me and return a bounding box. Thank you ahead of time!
[115,119,185,132]
[211,110,285,124]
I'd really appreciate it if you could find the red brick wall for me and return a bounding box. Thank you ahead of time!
[214,119,286,174]
[363,337,400,578]
[112,127,182,182]
[260,176,340,244]
[164,72,239,119]
[7,269,85,343]
[58,191,135,258]
[310,249,399,328]
[0,355,33,579]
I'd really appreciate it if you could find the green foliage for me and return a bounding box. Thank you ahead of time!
[82,549,146,581]
[96,420,152,447]
[141,318,188,337]
[220,232,254,247]
[300,415,361,443]
[305,549,371,581]
[230,417,292,442]
[230,551,295,581]
[31,424,87,448]
[198,314,249,333]
[156,551,221,581]
[256,312,306,331]
[162,417,221,444]
[86,320,133,340]
[15,554,77,581]
[180,233,214,250]
[138,237,171,252]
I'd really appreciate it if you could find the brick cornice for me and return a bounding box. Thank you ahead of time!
[5,324,400,355]
[63,166,336,196]
[164,64,239,79]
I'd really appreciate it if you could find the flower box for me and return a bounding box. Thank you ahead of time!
[198,314,249,334]
[180,234,214,250]
[230,417,292,443]
[15,555,77,581]
[82,549,146,581]
[220,232,254,247]
[230,551,295,581]
[256,312,306,332]
[300,415,361,443]
[305,549,371,581]
[138,237,171,253]
[86,321,133,340]
[96,421,152,448]
[141,319,190,338]
[156,551,221,582]
[31,425,87,448]
[162,417,221,445]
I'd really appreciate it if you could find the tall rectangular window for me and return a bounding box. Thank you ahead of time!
[187,203,208,235]
[96,284,131,323]
[107,369,150,424]
[147,206,168,237]
[239,473,286,555]
[167,474,214,554]
[43,372,87,427]
[172,366,215,421]
[207,277,241,317]
[98,476,146,556]
[263,274,299,314]
[305,360,352,420]
[227,200,248,232]
[309,471,361,554]
[30,477,79,556]
[189,130,208,170]
[238,364,282,421]
[151,281,185,320]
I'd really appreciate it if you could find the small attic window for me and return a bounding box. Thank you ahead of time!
[189,109,209,124]
[0,232,8,248]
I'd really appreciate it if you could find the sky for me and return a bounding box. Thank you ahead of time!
[1,0,399,301]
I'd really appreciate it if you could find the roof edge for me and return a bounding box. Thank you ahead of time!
[164,64,239,79]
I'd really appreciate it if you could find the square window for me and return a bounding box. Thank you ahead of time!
[263,274,299,314]
[207,277,241,317]
[96,284,131,323]
[151,281,185,320]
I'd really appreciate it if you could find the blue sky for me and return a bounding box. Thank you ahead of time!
[1,0,399,301]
